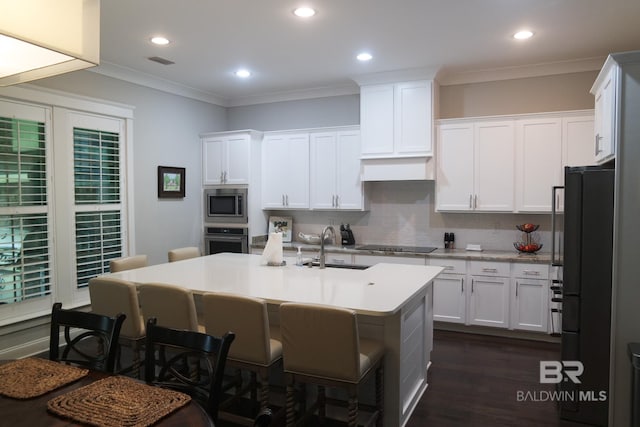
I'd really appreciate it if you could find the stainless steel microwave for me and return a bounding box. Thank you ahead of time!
[203,188,247,223]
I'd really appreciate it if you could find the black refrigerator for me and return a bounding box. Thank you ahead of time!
[559,165,615,426]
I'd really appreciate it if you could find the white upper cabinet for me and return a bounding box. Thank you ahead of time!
[360,84,395,156]
[437,110,594,213]
[202,131,260,185]
[360,80,433,158]
[474,121,515,211]
[435,123,474,211]
[262,133,310,209]
[310,129,365,210]
[436,120,514,212]
[592,62,617,164]
[562,114,595,169]
[515,117,562,212]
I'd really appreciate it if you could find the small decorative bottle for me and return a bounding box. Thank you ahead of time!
[296,247,303,266]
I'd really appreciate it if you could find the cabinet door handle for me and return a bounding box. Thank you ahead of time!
[469,194,473,209]
[220,172,224,183]
[481,267,498,273]
[223,171,227,183]
[336,195,339,208]
[471,278,474,293]
[286,194,289,206]
[595,134,603,155]
[523,270,540,276]
[332,195,336,207]
[282,194,285,206]
[516,280,519,297]
[461,277,464,293]
[474,194,478,209]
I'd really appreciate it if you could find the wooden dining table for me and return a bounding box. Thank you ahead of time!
[0,360,214,427]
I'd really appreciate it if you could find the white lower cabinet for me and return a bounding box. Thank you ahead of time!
[431,258,550,334]
[467,261,510,328]
[510,263,549,332]
[430,258,467,324]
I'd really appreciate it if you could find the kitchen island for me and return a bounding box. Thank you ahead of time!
[106,252,444,427]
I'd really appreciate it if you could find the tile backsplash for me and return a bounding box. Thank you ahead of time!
[267,181,552,252]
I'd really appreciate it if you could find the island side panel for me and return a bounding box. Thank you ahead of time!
[359,285,431,427]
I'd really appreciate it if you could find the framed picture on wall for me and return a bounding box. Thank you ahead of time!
[157,166,185,198]
[268,216,292,242]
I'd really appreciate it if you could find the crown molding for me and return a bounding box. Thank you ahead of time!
[226,83,359,107]
[350,66,440,86]
[89,61,230,106]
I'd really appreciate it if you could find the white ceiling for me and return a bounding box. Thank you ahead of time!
[96,0,640,106]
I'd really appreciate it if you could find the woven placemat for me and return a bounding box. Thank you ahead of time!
[0,358,89,399]
[47,376,192,427]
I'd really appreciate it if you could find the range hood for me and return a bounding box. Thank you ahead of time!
[361,156,435,181]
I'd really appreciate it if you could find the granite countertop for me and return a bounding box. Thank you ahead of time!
[250,240,551,264]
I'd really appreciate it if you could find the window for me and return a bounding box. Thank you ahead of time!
[73,126,123,288]
[0,104,51,305]
[0,96,130,325]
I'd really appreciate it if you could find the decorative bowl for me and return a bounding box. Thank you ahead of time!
[513,242,543,253]
[298,232,332,245]
[516,224,539,233]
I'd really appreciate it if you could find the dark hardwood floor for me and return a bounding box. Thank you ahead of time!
[407,330,588,427]
[42,329,591,426]
[215,330,591,427]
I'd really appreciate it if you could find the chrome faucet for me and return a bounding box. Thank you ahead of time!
[319,225,336,269]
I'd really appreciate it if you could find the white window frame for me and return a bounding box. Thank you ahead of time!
[0,99,54,324]
[0,85,134,326]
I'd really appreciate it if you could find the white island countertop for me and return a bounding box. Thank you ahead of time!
[106,252,444,316]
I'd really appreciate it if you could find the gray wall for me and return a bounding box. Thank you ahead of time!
[32,70,227,265]
[227,95,359,131]
[439,71,598,118]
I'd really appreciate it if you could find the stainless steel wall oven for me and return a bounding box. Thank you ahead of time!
[204,226,248,255]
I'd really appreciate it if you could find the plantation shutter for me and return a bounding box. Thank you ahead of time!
[73,126,123,288]
[0,106,51,304]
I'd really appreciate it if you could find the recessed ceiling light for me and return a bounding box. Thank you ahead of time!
[293,7,316,18]
[235,69,251,78]
[150,36,171,45]
[357,52,373,61]
[513,30,534,40]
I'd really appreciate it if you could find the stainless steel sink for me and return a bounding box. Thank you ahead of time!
[308,261,369,270]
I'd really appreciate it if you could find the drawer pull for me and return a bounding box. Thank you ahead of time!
[481,267,498,273]
[523,270,540,276]
[444,266,455,270]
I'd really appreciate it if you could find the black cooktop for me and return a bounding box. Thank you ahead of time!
[355,244,438,254]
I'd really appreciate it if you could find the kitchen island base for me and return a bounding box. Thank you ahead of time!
[107,253,441,427]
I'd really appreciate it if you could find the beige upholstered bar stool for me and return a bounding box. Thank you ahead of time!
[138,282,205,332]
[168,246,200,262]
[109,254,148,272]
[279,302,384,427]
[203,292,283,425]
[88,277,146,376]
